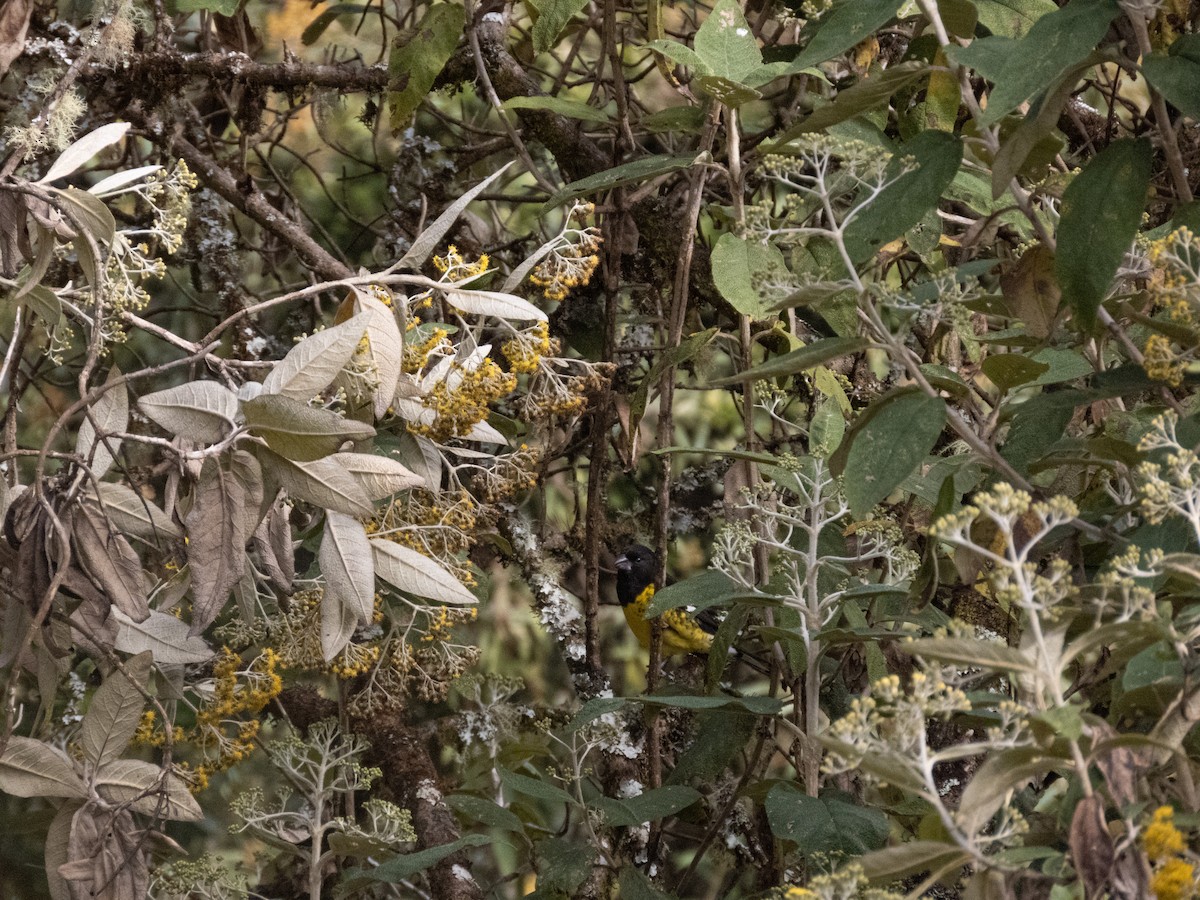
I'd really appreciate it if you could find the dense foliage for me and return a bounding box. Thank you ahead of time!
[2,0,1200,897]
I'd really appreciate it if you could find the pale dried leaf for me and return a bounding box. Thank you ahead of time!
[464,418,508,445]
[90,482,181,543]
[0,736,86,799]
[111,607,213,664]
[444,289,547,322]
[137,380,239,444]
[320,512,375,660]
[75,367,128,479]
[79,651,151,770]
[184,451,262,635]
[262,313,369,400]
[94,759,203,821]
[88,165,162,196]
[45,800,80,900]
[73,504,149,622]
[0,0,32,76]
[371,539,476,605]
[398,162,513,269]
[67,806,148,900]
[264,449,375,516]
[1069,795,1112,900]
[0,190,28,278]
[392,431,442,491]
[360,295,404,418]
[331,452,423,498]
[37,122,131,185]
[252,505,293,594]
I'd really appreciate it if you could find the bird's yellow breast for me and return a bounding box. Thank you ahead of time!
[621,584,713,656]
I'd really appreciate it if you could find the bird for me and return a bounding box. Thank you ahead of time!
[614,544,716,656]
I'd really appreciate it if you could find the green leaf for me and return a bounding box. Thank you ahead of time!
[617,868,676,900]
[351,834,491,882]
[708,336,870,386]
[532,0,589,54]
[906,637,1039,675]
[646,569,737,617]
[1056,138,1151,330]
[789,0,904,71]
[641,692,784,715]
[770,61,928,147]
[1140,34,1200,121]
[498,768,579,807]
[856,840,972,881]
[765,785,889,856]
[541,153,703,213]
[301,4,370,45]
[973,0,1058,38]
[844,130,963,261]
[693,0,762,82]
[957,748,1060,836]
[387,3,464,131]
[981,353,1050,393]
[629,327,719,426]
[569,696,634,730]
[711,233,786,318]
[502,95,613,124]
[667,709,757,784]
[839,388,947,517]
[968,0,1120,124]
[592,785,701,827]
[535,837,596,895]
[447,794,526,833]
[695,75,762,108]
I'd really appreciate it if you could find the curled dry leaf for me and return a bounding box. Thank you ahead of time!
[184,450,263,636]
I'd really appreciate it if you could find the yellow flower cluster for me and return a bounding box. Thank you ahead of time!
[402,326,450,374]
[330,642,382,680]
[502,321,555,375]
[412,357,517,442]
[530,232,602,302]
[421,606,479,643]
[159,647,283,792]
[1140,227,1200,387]
[132,709,184,748]
[1145,332,1186,387]
[1144,807,1198,900]
[433,245,490,281]
[367,489,478,585]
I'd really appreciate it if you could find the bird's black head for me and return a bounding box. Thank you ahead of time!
[615,544,658,606]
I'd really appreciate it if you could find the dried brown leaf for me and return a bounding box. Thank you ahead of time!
[1068,795,1112,900]
[73,503,149,622]
[184,450,263,635]
[0,0,32,76]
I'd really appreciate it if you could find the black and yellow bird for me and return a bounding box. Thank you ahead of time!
[614,544,716,656]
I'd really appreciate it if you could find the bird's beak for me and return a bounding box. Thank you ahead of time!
[614,554,630,572]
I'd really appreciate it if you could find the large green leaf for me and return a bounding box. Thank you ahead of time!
[387,3,464,131]
[837,388,947,517]
[765,785,889,857]
[770,61,927,147]
[707,336,870,386]
[959,0,1119,124]
[693,0,762,82]
[348,834,491,882]
[532,0,589,54]
[541,153,703,213]
[974,0,1057,38]
[789,0,904,71]
[711,233,786,318]
[1141,34,1200,121]
[1056,138,1151,330]
[844,130,963,261]
[592,785,701,827]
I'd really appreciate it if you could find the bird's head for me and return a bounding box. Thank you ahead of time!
[615,544,658,606]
